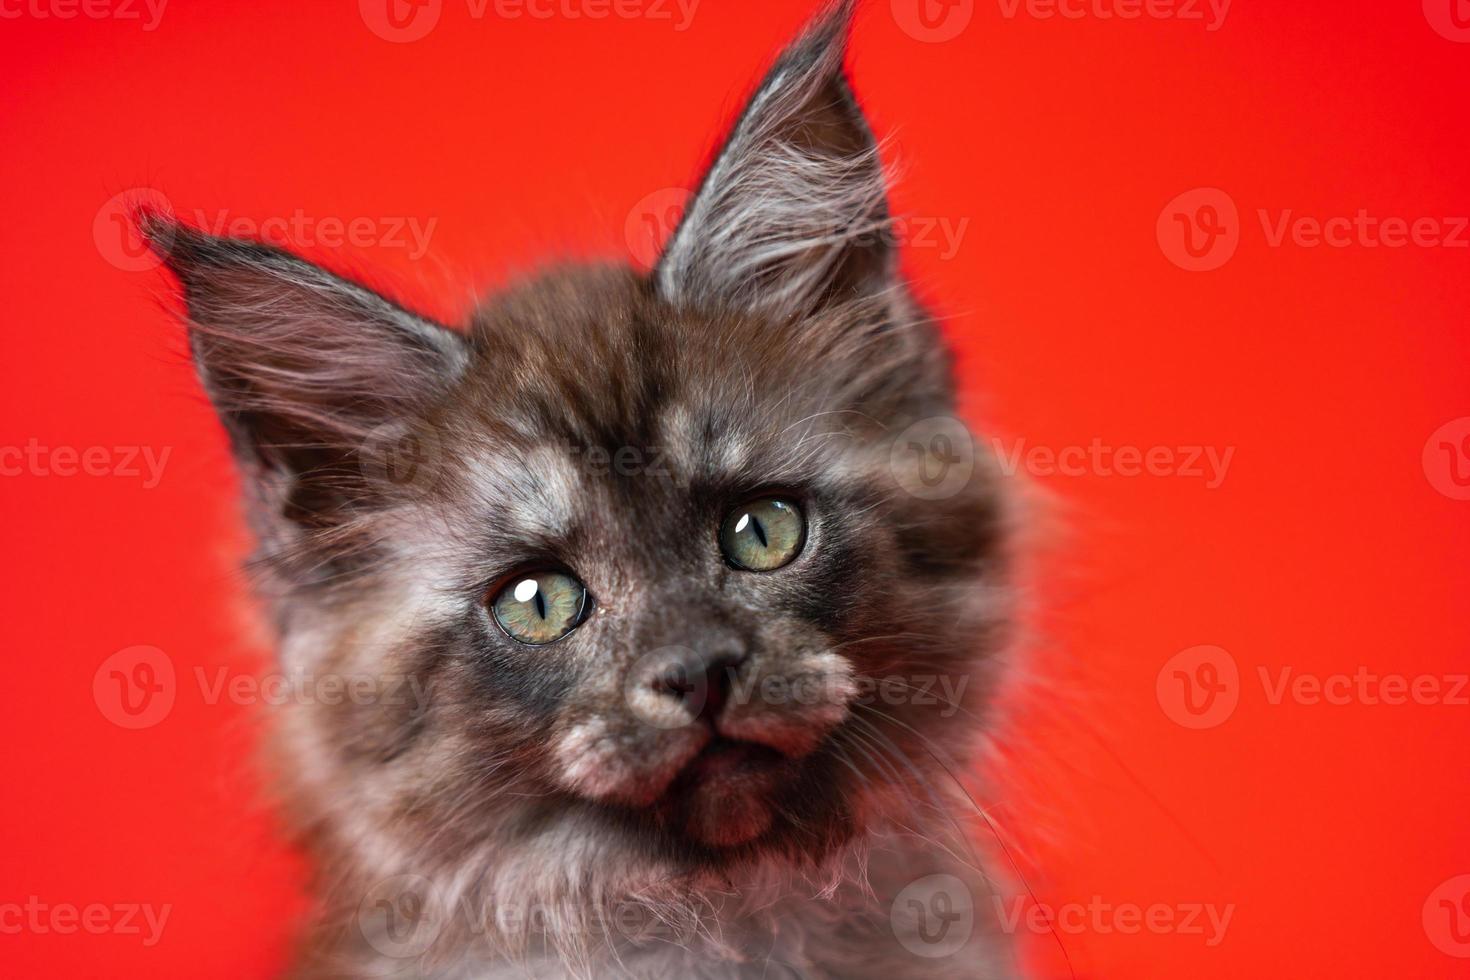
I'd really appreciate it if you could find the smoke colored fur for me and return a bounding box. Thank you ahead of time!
[148,2,1018,976]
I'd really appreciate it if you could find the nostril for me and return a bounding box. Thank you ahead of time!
[652,648,748,721]
[654,666,696,698]
[695,653,745,722]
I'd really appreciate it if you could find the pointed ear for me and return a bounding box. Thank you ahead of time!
[654,0,893,320]
[144,215,469,535]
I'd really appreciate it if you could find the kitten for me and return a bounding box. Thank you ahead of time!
[146,1,1017,976]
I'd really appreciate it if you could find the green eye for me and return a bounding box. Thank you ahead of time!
[720,498,806,571]
[491,571,589,644]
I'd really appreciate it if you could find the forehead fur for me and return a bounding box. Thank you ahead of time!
[451,263,948,470]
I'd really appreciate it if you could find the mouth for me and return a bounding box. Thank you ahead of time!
[656,735,791,848]
[684,736,786,779]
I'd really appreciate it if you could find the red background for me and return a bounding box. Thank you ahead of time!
[3,0,1468,976]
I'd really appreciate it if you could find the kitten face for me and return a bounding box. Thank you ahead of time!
[320,267,1005,865]
[149,0,1009,903]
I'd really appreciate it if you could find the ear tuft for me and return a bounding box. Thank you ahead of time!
[654,0,893,320]
[147,214,468,541]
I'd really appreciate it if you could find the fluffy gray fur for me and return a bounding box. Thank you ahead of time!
[147,2,1020,977]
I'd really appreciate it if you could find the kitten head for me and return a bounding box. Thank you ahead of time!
[149,0,1008,909]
